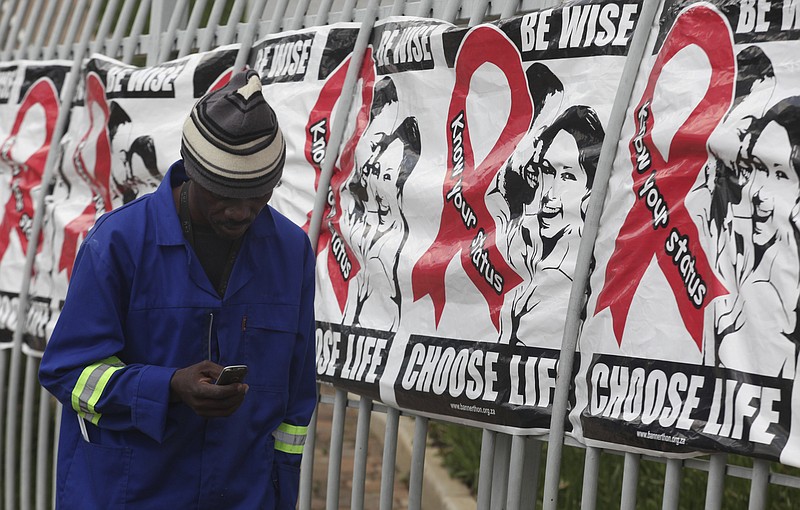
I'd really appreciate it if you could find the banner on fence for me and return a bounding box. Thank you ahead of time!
[0,60,70,347]
[247,23,360,230]
[574,0,800,466]
[314,1,641,433]
[28,47,239,352]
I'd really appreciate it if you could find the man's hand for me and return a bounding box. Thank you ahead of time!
[169,360,249,417]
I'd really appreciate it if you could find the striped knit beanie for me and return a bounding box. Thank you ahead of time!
[181,69,285,198]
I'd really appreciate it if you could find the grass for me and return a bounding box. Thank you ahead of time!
[428,421,800,509]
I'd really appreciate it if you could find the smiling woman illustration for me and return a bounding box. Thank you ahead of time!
[715,95,800,378]
[504,104,604,347]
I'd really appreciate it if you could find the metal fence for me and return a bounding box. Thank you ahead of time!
[1,0,800,509]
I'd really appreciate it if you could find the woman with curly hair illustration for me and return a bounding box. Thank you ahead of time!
[715,96,800,379]
[341,76,421,330]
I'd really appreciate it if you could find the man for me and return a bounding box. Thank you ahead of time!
[39,69,317,509]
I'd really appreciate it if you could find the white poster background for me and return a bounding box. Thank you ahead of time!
[31,47,239,350]
[0,61,70,347]
[315,6,636,433]
[248,22,360,229]
[575,0,800,465]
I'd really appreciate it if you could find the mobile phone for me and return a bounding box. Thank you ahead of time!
[215,365,248,385]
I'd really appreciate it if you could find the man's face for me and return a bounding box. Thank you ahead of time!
[538,129,588,240]
[749,121,799,247]
[190,182,272,240]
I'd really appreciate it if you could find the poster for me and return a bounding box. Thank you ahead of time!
[0,60,69,348]
[315,2,641,432]
[29,47,238,352]
[247,22,360,230]
[575,0,800,465]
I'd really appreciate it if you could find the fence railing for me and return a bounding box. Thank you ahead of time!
[1,1,800,509]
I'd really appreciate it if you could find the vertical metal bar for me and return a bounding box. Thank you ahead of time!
[414,0,434,18]
[501,0,520,19]
[541,1,663,507]
[0,0,27,59]
[662,459,682,510]
[14,0,44,59]
[231,0,272,73]
[287,0,314,31]
[0,0,16,51]
[704,454,726,510]
[219,0,249,47]
[297,392,319,510]
[314,0,335,26]
[122,0,153,64]
[0,348,7,508]
[265,0,292,42]
[390,0,407,16]
[146,0,171,65]
[476,429,496,510]
[520,438,542,508]
[351,397,373,510]
[20,356,37,510]
[157,0,188,63]
[468,0,490,26]
[28,0,59,59]
[42,0,73,60]
[491,433,511,509]
[379,407,400,510]
[747,459,770,510]
[407,416,428,510]
[197,0,227,52]
[35,382,51,510]
[325,389,347,510]
[106,0,140,59]
[306,0,381,248]
[51,403,62,510]
[581,446,601,510]
[507,435,527,510]
[619,453,640,510]
[338,0,358,22]
[4,0,105,505]
[90,0,123,55]
[57,0,91,60]
[441,0,461,23]
[177,0,209,57]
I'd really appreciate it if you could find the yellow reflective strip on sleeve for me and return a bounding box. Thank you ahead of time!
[71,368,95,414]
[274,441,304,455]
[78,411,101,426]
[86,366,122,414]
[70,356,125,418]
[273,422,308,454]
[277,423,308,436]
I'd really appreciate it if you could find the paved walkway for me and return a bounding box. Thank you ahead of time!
[310,390,409,509]
[309,385,477,510]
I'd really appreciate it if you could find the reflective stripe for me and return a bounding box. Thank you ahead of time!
[71,356,125,425]
[273,422,308,454]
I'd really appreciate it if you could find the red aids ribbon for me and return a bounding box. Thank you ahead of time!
[594,4,732,348]
[0,78,60,260]
[411,25,531,331]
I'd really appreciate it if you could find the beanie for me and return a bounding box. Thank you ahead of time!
[180,69,285,199]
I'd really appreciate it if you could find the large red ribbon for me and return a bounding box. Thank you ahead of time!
[594,4,732,348]
[411,25,531,331]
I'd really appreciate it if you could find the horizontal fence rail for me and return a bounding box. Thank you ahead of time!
[0,1,799,509]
